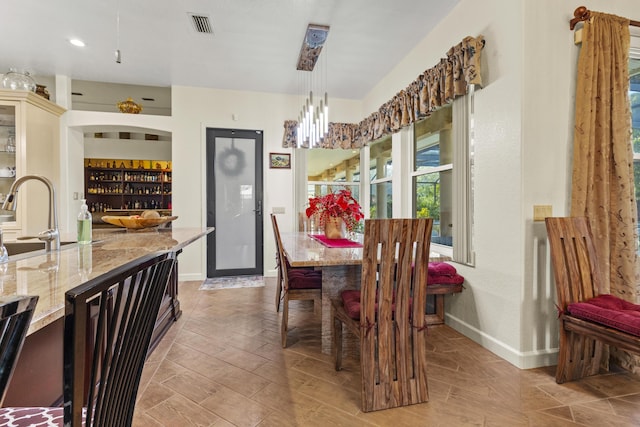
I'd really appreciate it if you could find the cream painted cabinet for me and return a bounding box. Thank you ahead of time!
[0,90,65,240]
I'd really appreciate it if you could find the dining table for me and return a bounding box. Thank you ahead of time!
[279,231,450,352]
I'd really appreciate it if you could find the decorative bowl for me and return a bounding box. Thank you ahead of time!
[116,97,143,114]
[101,215,177,230]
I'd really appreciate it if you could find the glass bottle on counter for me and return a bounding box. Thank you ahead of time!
[77,199,92,244]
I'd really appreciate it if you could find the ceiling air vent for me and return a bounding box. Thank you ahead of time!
[188,13,213,34]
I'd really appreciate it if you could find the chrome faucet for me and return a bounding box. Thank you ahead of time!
[2,175,60,252]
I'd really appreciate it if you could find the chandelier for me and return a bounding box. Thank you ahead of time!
[296,24,330,148]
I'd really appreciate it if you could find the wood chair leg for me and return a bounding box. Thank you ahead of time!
[332,308,343,371]
[555,327,571,383]
[275,271,282,312]
[313,294,321,316]
[281,295,289,348]
[556,327,604,383]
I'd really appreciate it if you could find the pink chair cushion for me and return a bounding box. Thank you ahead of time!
[341,289,405,321]
[0,407,64,426]
[568,294,640,337]
[286,268,322,290]
[342,289,362,319]
[427,262,464,285]
[428,262,457,276]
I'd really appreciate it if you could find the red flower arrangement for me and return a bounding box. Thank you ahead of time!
[306,189,364,232]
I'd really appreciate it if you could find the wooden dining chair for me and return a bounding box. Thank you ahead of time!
[545,217,640,383]
[332,218,433,412]
[270,214,322,347]
[0,251,175,426]
[0,295,39,406]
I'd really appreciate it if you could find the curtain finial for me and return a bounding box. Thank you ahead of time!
[570,6,591,30]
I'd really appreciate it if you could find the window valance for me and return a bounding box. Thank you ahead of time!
[282,35,485,149]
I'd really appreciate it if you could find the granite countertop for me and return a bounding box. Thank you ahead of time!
[0,227,212,335]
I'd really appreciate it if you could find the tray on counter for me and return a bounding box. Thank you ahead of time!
[101,215,177,230]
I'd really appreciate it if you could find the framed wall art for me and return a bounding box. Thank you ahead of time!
[269,152,291,169]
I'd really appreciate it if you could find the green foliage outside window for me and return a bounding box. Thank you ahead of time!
[415,178,440,221]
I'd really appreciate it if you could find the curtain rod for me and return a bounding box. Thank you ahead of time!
[570,6,640,30]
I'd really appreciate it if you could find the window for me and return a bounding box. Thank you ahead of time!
[306,148,361,215]
[369,135,393,218]
[296,90,474,264]
[413,105,453,246]
[409,87,474,264]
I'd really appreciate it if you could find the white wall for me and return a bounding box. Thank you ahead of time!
[363,0,640,368]
[171,86,362,280]
[362,0,526,365]
[84,138,171,160]
[519,0,640,367]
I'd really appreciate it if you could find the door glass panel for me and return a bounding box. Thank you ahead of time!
[0,105,16,221]
[306,148,361,230]
[414,170,452,245]
[413,105,453,247]
[369,136,392,180]
[370,181,392,219]
[214,136,256,269]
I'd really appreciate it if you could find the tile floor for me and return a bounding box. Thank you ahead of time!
[133,278,640,426]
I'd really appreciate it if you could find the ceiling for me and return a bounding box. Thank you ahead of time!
[0,0,460,101]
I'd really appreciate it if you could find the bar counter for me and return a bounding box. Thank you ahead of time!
[0,227,213,335]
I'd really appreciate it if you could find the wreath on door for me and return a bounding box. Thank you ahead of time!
[217,141,245,177]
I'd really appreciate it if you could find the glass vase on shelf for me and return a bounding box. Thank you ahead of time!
[5,134,15,153]
[1,68,36,92]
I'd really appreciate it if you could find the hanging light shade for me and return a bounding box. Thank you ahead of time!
[296,24,330,148]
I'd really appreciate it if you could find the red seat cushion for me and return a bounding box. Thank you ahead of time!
[428,262,457,276]
[427,262,464,285]
[567,294,640,337]
[340,289,406,321]
[286,268,322,290]
[342,289,362,319]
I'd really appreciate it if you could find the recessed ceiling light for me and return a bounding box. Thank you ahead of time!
[69,39,85,47]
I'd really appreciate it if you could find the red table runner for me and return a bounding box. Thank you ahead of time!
[308,234,363,248]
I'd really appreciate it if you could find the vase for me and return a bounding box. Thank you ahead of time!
[1,68,36,92]
[324,217,346,239]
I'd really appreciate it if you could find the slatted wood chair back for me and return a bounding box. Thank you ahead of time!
[545,217,602,311]
[545,217,605,382]
[360,218,433,412]
[64,251,175,426]
[0,295,38,406]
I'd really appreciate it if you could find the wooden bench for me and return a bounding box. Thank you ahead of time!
[545,217,640,383]
[426,262,464,325]
[426,282,464,325]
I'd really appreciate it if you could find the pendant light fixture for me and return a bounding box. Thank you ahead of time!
[115,0,122,63]
[296,24,330,148]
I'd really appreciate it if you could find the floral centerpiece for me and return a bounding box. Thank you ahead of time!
[306,189,364,238]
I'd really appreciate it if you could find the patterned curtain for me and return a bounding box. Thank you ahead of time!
[570,12,637,300]
[282,35,485,149]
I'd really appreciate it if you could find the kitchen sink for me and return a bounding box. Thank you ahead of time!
[4,241,75,257]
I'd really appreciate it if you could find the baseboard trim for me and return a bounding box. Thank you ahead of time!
[445,314,558,369]
[178,272,205,282]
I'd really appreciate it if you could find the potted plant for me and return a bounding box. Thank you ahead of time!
[306,189,364,239]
